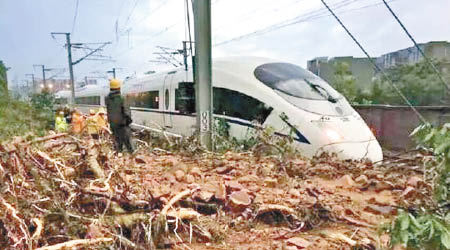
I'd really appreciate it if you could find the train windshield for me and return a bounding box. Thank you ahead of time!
[254,63,341,101]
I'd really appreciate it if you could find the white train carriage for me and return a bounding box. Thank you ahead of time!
[54,90,72,108]
[122,57,382,162]
[74,85,109,114]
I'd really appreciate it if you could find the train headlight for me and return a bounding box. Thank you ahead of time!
[325,129,342,143]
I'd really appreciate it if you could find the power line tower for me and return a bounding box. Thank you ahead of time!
[51,32,111,104]
[193,0,213,150]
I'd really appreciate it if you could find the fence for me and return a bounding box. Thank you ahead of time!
[354,105,450,150]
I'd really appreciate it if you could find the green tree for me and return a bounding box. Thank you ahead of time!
[374,60,447,106]
[0,60,7,98]
[332,62,358,103]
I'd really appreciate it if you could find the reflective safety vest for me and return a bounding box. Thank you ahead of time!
[96,115,108,131]
[71,113,85,134]
[55,116,68,133]
[86,115,99,135]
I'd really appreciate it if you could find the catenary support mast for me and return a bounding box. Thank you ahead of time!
[193,0,213,150]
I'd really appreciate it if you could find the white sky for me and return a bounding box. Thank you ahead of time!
[1,0,450,88]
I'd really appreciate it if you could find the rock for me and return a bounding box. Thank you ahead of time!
[355,175,369,184]
[174,170,185,182]
[134,155,148,164]
[190,167,202,177]
[226,181,244,192]
[407,176,422,187]
[264,178,278,187]
[193,190,214,202]
[214,183,227,201]
[229,190,252,210]
[336,175,355,187]
[364,204,395,215]
[286,237,310,249]
[289,188,300,197]
[216,165,233,174]
[185,174,195,184]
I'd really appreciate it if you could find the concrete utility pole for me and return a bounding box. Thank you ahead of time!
[33,64,52,89]
[193,0,213,150]
[51,32,111,105]
[51,33,75,104]
[25,73,35,93]
[107,68,118,78]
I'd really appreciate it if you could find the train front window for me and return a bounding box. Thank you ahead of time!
[254,62,341,101]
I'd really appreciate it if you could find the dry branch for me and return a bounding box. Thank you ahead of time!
[35,237,113,250]
[20,133,68,147]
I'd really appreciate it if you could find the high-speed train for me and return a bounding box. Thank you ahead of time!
[55,57,383,162]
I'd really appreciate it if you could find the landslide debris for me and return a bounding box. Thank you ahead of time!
[0,133,434,249]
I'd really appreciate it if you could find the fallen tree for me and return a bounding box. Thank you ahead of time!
[0,131,438,249]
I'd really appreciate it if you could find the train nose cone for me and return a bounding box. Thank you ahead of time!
[316,139,383,162]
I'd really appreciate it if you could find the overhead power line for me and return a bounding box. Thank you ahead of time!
[381,0,450,93]
[320,0,426,123]
[214,0,376,47]
[71,0,80,35]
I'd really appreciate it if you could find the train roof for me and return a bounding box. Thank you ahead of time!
[75,84,109,97]
[54,90,71,98]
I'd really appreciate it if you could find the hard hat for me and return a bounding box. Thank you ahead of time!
[59,111,64,115]
[89,109,96,115]
[98,107,106,114]
[109,78,121,89]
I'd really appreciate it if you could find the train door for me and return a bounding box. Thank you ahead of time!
[163,72,175,128]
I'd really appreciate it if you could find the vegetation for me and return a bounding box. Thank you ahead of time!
[0,90,54,142]
[333,60,449,106]
[387,123,450,249]
[0,60,7,97]
[390,210,450,249]
[332,62,359,103]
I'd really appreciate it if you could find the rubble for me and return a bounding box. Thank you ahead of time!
[0,133,435,249]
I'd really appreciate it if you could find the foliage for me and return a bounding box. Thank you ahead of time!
[411,123,450,204]
[386,123,450,250]
[0,91,54,142]
[333,60,449,105]
[332,62,359,103]
[0,60,7,97]
[389,210,450,250]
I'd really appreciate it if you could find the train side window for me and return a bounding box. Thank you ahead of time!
[213,87,273,124]
[126,91,159,109]
[75,96,100,105]
[175,82,195,114]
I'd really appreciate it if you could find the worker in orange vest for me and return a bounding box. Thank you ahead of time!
[86,109,100,139]
[96,107,111,137]
[71,109,85,134]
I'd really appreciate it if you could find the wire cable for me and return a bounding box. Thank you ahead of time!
[71,0,80,35]
[381,0,450,93]
[320,0,426,123]
[214,0,364,46]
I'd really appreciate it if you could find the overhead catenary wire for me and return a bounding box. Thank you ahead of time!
[320,0,427,123]
[381,0,450,93]
[214,0,384,47]
[71,0,80,35]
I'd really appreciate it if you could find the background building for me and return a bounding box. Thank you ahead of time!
[376,41,450,71]
[307,56,375,91]
[308,41,450,91]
